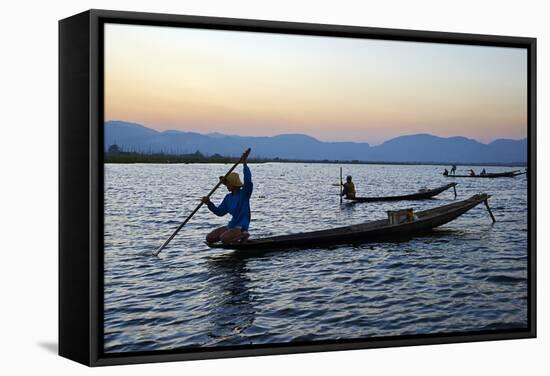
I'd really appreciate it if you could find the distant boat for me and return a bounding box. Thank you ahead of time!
[207,193,490,253]
[444,170,525,178]
[346,183,457,203]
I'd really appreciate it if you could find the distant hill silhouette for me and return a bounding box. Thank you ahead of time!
[104,120,527,164]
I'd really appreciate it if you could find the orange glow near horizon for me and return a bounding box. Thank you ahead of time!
[104,24,527,144]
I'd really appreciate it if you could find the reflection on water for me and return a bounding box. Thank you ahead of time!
[205,255,255,346]
[104,163,528,352]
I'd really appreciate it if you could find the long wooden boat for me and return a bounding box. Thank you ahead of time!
[208,193,491,252]
[346,183,457,203]
[444,170,525,178]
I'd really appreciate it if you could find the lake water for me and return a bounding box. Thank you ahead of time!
[103,163,528,353]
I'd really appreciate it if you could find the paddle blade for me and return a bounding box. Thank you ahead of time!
[152,243,166,256]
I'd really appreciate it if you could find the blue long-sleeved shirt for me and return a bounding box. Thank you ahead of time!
[207,164,253,231]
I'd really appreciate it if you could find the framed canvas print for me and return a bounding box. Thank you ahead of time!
[59,9,536,366]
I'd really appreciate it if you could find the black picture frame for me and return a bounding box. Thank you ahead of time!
[59,9,537,366]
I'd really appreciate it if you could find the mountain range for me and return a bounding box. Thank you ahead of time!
[104,120,527,164]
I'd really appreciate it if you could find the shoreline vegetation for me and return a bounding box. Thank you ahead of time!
[104,147,526,168]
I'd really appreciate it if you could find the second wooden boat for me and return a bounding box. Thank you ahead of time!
[345,182,457,203]
[444,170,525,178]
[207,193,491,252]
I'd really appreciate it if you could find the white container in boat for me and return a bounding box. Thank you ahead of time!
[387,208,414,224]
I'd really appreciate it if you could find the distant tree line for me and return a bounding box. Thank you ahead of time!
[105,144,238,164]
[104,143,526,167]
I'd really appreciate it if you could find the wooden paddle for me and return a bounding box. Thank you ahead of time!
[340,167,343,204]
[484,199,496,223]
[152,148,251,256]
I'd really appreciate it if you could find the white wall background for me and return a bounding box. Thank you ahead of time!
[1,0,547,374]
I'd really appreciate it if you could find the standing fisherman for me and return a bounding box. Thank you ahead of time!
[202,152,253,244]
[450,164,457,175]
[341,175,356,199]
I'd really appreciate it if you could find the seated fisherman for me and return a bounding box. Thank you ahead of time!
[443,168,449,176]
[202,157,253,244]
[341,175,356,199]
[469,169,476,176]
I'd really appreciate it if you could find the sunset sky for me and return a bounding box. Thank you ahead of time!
[104,23,527,144]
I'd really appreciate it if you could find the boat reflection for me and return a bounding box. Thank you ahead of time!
[204,253,256,346]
